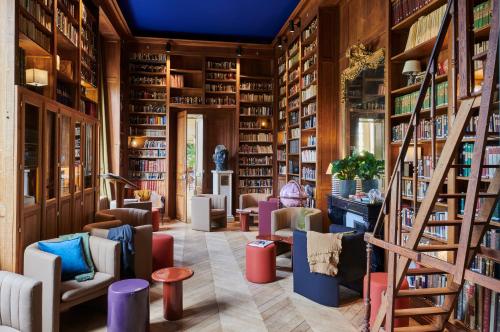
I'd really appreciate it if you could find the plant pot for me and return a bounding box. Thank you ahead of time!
[338,180,356,198]
[362,179,379,193]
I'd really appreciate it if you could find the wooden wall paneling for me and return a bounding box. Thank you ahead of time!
[0,0,19,271]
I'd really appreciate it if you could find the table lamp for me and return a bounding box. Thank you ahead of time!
[25,68,48,87]
[402,60,421,86]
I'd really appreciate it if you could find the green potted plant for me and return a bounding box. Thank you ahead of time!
[331,155,358,198]
[356,151,384,192]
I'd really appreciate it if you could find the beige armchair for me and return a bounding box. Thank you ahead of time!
[0,271,42,332]
[83,221,153,282]
[239,193,270,216]
[191,194,227,232]
[24,236,120,332]
[95,208,152,227]
[271,207,322,237]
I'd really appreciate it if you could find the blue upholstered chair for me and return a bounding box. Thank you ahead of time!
[292,224,366,307]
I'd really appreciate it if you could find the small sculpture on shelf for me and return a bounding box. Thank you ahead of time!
[213,145,228,171]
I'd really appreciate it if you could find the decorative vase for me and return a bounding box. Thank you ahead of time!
[338,180,356,198]
[362,179,379,193]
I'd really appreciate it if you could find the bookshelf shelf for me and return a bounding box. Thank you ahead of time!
[391,74,448,95]
[392,36,448,62]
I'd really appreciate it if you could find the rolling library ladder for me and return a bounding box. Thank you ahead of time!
[363,0,500,331]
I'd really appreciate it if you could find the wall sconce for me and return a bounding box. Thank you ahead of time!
[130,137,138,148]
[289,20,295,33]
[236,46,243,57]
[166,42,172,53]
[260,119,269,129]
[277,37,283,49]
[25,68,48,87]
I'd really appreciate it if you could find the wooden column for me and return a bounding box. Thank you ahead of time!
[0,0,18,271]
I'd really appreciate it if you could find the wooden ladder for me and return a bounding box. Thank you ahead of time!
[363,0,500,331]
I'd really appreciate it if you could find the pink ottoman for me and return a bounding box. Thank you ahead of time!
[153,233,174,270]
[152,208,161,232]
[246,243,276,283]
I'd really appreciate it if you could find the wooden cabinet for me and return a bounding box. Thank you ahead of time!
[16,87,98,268]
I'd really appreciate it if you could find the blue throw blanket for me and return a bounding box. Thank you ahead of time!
[107,225,135,278]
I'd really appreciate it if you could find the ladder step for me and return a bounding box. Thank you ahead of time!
[406,267,444,275]
[450,164,500,168]
[394,306,448,317]
[417,244,459,251]
[426,219,488,226]
[397,287,458,297]
[438,193,497,198]
[394,325,441,332]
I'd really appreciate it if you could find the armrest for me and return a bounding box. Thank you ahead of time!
[305,210,323,233]
[134,225,153,281]
[337,232,366,281]
[83,219,122,232]
[89,236,120,278]
[0,271,42,332]
[24,244,61,332]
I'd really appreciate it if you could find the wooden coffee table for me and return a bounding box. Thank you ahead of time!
[236,209,252,231]
[152,267,194,320]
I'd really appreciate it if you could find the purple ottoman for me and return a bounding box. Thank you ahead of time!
[108,279,150,332]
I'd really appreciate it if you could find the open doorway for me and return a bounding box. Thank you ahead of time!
[176,112,204,222]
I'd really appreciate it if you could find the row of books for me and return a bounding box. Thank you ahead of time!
[240,93,273,103]
[458,198,500,221]
[302,18,318,40]
[402,179,430,199]
[277,149,286,161]
[130,173,164,181]
[240,106,272,116]
[289,98,300,110]
[288,41,299,57]
[207,60,236,70]
[239,144,272,154]
[239,156,272,166]
[393,81,448,115]
[288,52,299,70]
[129,53,166,63]
[19,14,51,52]
[303,39,317,59]
[474,40,489,56]
[303,102,317,117]
[239,179,272,187]
[302,167,316,181]
[406,267,448,306]
[417,155,440,179]
[170,96,201,104]
[301,150,316,163]
[57,9,78,46]
[129,104,166,114]
[206,83,235,92]
[170,74,184,88]
[131,90,166,100]
[465,113,500,134]
[206,72,235,80]
[303,115,317,129]
[290,128,300,139]
[80,99,97,117]
[303,54,317,72]
[289,140,300,154]
[302,71,317,88]
[278,164,286,175]
[289,83,300,96]
[128,128,166,137]
[238,168,272,176]
[131,76,166,85]
[289,110,299,125]
[279,85,286,96]
[391,0,433,25]
[459,144,500,178]
[473,0,492,30]
[240,82,272,91]
[132,180,166,196]
[206,96,236,105]
[20,0,52,33]
[305,135,316,147]
[279,97,286,109]
[392,114,448,142]
[239,187,272,194]
[139,140,166,149]
[239,133,272,142]
[129,159,166,172]
[129,115,166,125]
[129,63,166,73]
[129,149,166,158]
[239,121,267,129]
[401,207,449,240]
[302,84,317,101]
[404,5,446,51]
[56,82,73,106]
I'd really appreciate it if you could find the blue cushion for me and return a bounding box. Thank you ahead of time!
[38,237,90,281]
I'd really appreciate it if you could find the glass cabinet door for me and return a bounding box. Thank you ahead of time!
[60,115,71,196]
[23,104,40,207]
[84,123,93,189]
[45,111,57,199]
[74,121,82,192]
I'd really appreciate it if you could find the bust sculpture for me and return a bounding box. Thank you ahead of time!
[213,145,228,171]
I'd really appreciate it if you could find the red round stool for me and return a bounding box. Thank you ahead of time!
[364,272,410,328]
[152,233,174,271]
[246,243,276,283]
[152,208,161,232]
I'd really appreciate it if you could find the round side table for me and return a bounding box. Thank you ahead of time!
[152,267,194,321]
[107,279,150,332]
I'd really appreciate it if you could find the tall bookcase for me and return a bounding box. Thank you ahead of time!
[274,8,337,212]
[388,0,499,329]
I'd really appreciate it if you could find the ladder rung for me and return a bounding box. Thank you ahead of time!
[426,219,488,226]
[417,244,459,251]
[394,324,441,332]
[406,267,445,276]
[394,306,448,317]
[397,287,458,297]
[438,193,497,198]
[450,164,500,168]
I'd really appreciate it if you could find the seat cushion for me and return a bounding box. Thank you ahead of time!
[275,228,293,238]
[60,272,114,303]
[211,209,226,218]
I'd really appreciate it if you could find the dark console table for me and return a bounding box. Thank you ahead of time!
[327,194,384,272]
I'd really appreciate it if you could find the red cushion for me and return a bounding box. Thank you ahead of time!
[152,233,174,270]
[246,243,276,283]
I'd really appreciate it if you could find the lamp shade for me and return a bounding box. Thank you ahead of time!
[326,162,334,175]
[402,60,421,75]
[26,69,48,87]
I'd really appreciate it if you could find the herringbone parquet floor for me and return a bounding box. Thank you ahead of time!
[61,222,364,332]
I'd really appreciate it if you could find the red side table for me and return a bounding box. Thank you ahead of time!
[152,267,194,321]
[236,209,251,231]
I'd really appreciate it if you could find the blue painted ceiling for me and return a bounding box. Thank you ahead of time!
[118,0,301,43]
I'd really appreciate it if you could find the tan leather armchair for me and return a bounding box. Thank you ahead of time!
[191,194,227,232]
[271,207,322,237]
[83,221,153,282]
[24,236,120,332]
[95,208,152,227]
[0,271,42,332]
[239,193,270,216]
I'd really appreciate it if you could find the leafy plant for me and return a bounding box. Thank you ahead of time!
[356,151,384,180]
[331,155,358,180]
